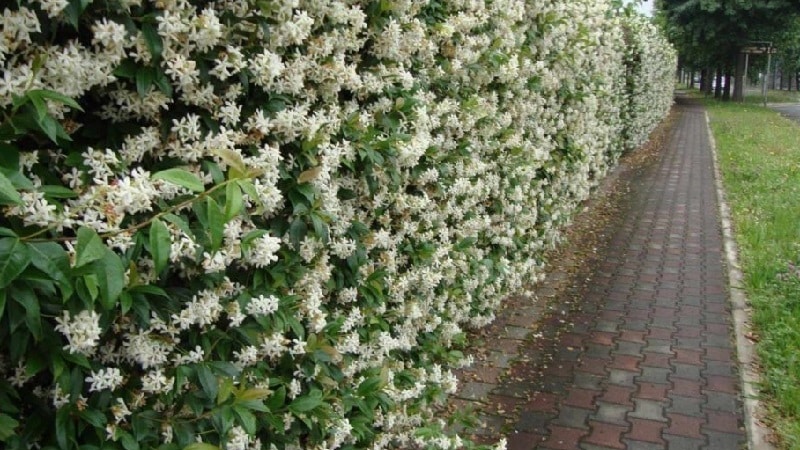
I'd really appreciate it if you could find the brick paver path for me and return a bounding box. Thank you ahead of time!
[456,98,747,449]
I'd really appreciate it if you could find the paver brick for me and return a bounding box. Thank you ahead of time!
[448,100,747,450]
[625,418,666,444]
[583,421,629,449]
[665,413,704,438]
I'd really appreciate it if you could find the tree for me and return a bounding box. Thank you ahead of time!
[656,0,800,101]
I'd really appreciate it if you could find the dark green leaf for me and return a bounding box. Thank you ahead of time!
[141,23,163,60]
[136,67,154,97]
[0,290,5,318]
[288,390,323,414]
[56,406,72,450]
[0,412,19,441]
[113,60,138,79]
[120,431,140,450]
[26,90,48,121]
[0,228,16,237]
[79,409,106,428]
[0,171,22,205]
[233,406,256,434]
[12,284,42,341]
[90,249,125,310]
[29,242,73,300]
[206,197,224,251]
[153,69,173,96]
[0,238,31,288]
[152,168,204,192]
[196,365,218,400]
[40,185,78,199]
[27,89,83,112]
[75,227,106,268]
[149,219,171,275]
[310,213,329,243]
[265,385,286,410]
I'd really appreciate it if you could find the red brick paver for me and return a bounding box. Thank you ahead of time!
[450,97,748,448]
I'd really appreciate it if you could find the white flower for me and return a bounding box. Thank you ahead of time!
[141,369,174,394]
[111,398,132,424]
[246,294,280,316]
[247,234,281,268]
[85,367,124,392]
[54,310,102,356]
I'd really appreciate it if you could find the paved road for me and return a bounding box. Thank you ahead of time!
[452,97,750,449]
[768,103,800,124]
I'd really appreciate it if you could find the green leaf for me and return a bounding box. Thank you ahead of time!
[196,365,218,400]
[120,431,140,450]
[40,185,78,199]
[141,23,164,60]
[288,390,323,414]
[75,227,106,268]
[63,0,91,29]
[149,219,171,275]
[0,171,22,205]
[310,213,329,243]
[34,114,71,144]
[0,238,31,289]
[56,406,73,450]
[29,89,83,112]
[79,409,106,428]
[26,90,48,121]
[206,197,224,251]
[152,168,204,193]
[217,377,234,405]
[12,284,42,341]
[233,406,256,434]
[0,413,19,441]
[113,60,138,79]
[29,242,73,300]
[0,228,16,237]
[154,69,173,96]
[265,386,286,410]
[0,290,5,318]
[90,249,125,310]
[136,66,154,97]
[183,444,219,450]
[224,182,243,220]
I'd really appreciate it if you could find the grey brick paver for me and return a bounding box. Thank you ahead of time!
[452,97,747,448]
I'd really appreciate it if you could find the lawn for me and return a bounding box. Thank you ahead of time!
[705,99,800,448]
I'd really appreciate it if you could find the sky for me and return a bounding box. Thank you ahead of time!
[626,0,655,16]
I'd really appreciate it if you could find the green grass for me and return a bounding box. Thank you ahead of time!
[705,100,800,448]
[680,86,800,104]
[741,88,800,105]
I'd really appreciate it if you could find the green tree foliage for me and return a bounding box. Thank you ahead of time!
[657,0,800,99]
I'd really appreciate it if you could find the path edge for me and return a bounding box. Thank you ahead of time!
[704,111,775,450]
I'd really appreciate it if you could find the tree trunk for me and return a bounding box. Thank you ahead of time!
[714,69,723,98]
[723,71,732,101]
[733,53,745,102]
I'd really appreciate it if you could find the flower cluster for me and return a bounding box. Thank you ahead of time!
[0,1,674,449]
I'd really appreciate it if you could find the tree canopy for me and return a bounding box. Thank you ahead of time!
[657,0,800,98]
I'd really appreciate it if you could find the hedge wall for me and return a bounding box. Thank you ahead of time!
[0,1,674,449]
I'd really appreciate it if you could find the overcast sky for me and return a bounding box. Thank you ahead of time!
[627,0,654,16]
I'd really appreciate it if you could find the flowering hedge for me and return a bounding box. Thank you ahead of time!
[0,1,674,449]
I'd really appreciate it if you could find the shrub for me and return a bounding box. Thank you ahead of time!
[0,1,674,449]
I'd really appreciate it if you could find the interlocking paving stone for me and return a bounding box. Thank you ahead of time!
[454,98,747,449]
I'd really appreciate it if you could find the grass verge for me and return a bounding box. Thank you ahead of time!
[705,100,800,448]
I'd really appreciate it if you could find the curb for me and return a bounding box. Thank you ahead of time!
[705,112,775,450]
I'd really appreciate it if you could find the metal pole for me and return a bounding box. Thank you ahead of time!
[743,53,749,101]
[764,49,772,107]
